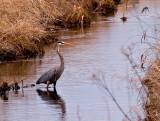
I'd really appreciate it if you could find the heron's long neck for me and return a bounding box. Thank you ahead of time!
[56,46,64,71]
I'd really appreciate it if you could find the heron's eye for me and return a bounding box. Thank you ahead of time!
[61,41,65,44]
[58,41,64,45]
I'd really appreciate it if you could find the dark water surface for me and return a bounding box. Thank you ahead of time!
[0,0,159,121]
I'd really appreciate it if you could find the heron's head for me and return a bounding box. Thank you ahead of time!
[57,41,73,46]
[54,41,72,50]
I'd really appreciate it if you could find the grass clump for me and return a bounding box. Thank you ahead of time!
[142,61,160,121]
[124,37,160,120]
[66,2,90,27]
[79,0,99,11]
[95,0,117,13]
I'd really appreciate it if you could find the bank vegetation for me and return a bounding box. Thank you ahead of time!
[0,0,119,60]
[123,10,160,120]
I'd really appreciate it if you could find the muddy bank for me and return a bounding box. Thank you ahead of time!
[0,0,119,61]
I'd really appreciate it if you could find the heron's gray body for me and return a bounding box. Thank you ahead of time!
[36,66,64,84]
[36,68,55,84]
[36,43,64,88]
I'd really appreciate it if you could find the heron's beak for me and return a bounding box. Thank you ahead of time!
[64,43,73,46]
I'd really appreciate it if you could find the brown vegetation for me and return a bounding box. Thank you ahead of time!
[142,61,160,121]
[0,0,119,60]
[123,25,160,120]
[95,0,117,13]
[79,0,99,11]
[0,0,74,60]
[66,2,90,27]
[123,42,160,120]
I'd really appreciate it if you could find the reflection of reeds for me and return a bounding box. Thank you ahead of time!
[0,58,39,89]
[125,0,129,9]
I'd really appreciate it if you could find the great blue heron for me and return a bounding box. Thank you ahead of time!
[36,41,72,89]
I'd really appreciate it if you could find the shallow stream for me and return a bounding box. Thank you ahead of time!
[0,0,159,120]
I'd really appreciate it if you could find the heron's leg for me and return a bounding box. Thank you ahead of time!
[47,81,50,89]
[53,82,57,90]
[47,88,50,96]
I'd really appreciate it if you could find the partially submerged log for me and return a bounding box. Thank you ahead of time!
[0,78,36,95]
[0,80,22,94]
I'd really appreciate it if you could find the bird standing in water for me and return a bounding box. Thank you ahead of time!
[36,41,72,90]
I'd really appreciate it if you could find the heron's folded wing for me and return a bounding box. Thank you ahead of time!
[36,69,55,84]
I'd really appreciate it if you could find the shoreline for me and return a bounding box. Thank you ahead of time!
[0,0,120,61]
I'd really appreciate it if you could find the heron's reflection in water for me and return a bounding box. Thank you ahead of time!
[36,88,66,121]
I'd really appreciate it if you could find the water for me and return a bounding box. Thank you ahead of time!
[0,0,159,120]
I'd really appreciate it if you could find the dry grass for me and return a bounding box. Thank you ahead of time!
[66,2,90,27]
[123,40,160,120]
[0,0,74,59]
[79,0,99,11]
[0,0,119,59]
[95,0,117,13]
[122,21,160,120]
[142,61,160,121]
[137,32,160,120]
